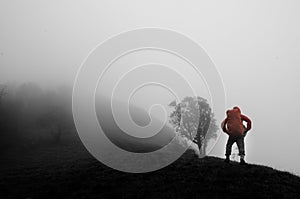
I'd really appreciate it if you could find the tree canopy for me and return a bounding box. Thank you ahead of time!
[169,96,218,156]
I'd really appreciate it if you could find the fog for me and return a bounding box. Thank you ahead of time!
[1,0,300,175]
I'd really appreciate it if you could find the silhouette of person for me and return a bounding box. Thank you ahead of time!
[221,106,252,165]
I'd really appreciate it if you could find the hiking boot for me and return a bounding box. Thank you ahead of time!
[240,159,248,165]
[224,157,230,163]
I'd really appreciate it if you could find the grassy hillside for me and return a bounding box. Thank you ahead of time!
[1,141,299,199]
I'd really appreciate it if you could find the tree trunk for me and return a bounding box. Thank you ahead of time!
[196,126,203,157]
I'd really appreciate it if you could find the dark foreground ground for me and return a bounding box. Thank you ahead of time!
[1,141,300,199]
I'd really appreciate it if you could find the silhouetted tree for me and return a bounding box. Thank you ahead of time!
[0,84,23,149]
[169,96,218,156]
[14,82,45,128]
[0,84,7,107]
[0,84,7,133]
[37,107,72,143]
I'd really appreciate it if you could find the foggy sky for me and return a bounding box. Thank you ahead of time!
[1,0,300,175]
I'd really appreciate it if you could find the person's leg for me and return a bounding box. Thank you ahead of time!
[225,136,235,162]
[236,137,247,165]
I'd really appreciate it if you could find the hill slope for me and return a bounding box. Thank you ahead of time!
[0,143,299,199]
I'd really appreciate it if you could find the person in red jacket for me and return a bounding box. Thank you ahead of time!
[221,106,252,165]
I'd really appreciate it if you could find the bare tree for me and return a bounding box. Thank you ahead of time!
[0,84,7,107]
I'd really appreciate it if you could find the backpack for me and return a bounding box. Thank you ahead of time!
[225,107,244,137]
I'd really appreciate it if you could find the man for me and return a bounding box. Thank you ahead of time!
[221,106,252,165]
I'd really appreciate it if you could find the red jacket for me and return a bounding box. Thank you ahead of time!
[221,107,252,137]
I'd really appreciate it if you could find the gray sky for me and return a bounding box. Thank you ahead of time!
[1,0,300,175]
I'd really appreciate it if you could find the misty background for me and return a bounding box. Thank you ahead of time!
[1,0,300,175]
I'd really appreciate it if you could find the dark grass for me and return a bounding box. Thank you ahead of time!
[0,140,300,199]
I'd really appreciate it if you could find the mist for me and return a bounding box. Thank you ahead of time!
[1,0,300,176]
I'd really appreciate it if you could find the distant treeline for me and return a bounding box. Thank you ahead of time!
[0,82,75,151]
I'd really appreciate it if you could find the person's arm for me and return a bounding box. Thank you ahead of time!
[221,118,228,133]
[241,114,252,132]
